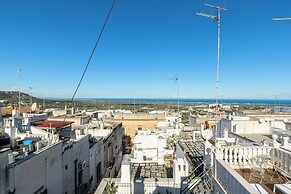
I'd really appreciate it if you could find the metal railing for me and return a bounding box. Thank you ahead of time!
[180,161,212,194]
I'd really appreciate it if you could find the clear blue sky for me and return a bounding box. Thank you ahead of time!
[0,0,290,99]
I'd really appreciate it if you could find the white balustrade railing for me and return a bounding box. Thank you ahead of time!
[215,145,291,176]
[216,146,272,168]
[273,147,291,177]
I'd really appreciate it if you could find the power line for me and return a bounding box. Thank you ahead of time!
[64,0,117,122]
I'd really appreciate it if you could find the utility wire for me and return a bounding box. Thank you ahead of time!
[63,0,117,122]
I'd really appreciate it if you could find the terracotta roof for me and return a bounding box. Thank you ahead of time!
[32,120,74,129]
[2,107,32,115]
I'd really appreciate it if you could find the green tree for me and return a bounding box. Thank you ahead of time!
[106,180,118,194]
[166,134,178,149]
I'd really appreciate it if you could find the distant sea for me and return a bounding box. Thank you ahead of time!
[78,98,291,105]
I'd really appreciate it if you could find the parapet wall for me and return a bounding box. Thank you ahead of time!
[114,113,165,120]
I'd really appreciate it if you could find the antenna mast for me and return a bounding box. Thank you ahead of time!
[168,76,180,118]
[197,3,227,112]
[29,86,33,113]
[16,66,22,113]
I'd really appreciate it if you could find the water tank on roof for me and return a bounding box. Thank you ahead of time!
[23,139,33,145]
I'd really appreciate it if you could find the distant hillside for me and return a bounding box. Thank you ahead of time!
[1,91,157,110]
[0,91,90,110]
[0,91,40,106]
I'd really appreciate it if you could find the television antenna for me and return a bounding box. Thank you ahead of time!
[168,76,180,118]
[16,66,22,112]
[29,86,33,113]
[16,66,21,74]
[197,3,227,112]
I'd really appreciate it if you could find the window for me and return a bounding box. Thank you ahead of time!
[137,125,143,130]
[178,165,181,171]
[97,162,102,183]
[65,164,68,170]
[183,165,186,171]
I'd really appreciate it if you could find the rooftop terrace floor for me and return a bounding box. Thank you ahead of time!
[236,169,291,194]
[178,140,204,173]
[130,163,173,178]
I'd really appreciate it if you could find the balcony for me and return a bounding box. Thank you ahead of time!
[214,158,262,194]
[216,145,273,168]
[213,145,291,193]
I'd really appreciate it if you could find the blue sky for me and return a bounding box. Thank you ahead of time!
[0,0,290,99]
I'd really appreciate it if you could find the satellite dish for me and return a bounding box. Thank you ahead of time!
[31,103,37,111]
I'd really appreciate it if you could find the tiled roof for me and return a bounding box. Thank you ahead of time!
[32,120,73,129]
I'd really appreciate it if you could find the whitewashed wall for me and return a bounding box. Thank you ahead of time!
[89,138,104,192]
[62,135,90,194]
[217,117,272,135]
[0,149,10,194]
[9,143,63,194]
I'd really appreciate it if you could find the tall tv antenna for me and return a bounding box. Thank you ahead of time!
[43,99,46,110]
[197,3,227,112]
[168,76,180,118]
[29,86,33,113]
[16,66,22,112]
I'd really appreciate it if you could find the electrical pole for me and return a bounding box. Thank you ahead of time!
[197,3,227,112]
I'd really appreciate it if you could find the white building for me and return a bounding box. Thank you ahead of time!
[0,134,105,194]
[0,111,123,194]
[22,113,48,125]
[95,113,291,194]
[96,143,189,194]
[131,130,175,164]
[217,115,273,136]
[89,138,104,192]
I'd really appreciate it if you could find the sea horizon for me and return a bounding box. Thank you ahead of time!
[68,98,291,105]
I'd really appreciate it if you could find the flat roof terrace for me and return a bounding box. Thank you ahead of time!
[130,163,173,178]
[178,140,204,173]
[236,168,291,193]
